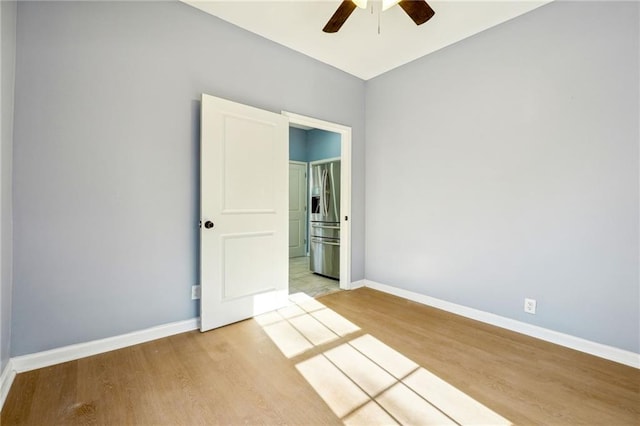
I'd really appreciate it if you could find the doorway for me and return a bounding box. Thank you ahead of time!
[199,95,351,331]
[283,112,352,297]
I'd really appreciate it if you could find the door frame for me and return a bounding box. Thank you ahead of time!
[282,111,352,290]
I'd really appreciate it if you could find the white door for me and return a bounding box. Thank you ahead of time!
[200,94,289,332]
[289,162,307,258]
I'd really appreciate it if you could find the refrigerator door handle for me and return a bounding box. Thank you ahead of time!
[311,224,340,229]
[322,169,329,217]
[329,163,339,220]
[321,169,324,216]
[311,238,340,246]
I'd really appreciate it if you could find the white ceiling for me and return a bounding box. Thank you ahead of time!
[182,1,552,80]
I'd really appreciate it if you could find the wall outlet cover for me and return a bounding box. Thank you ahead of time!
[192,285,201,300]
[524,298,537,314]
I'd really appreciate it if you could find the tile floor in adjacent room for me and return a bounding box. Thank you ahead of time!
[289,255,341,298]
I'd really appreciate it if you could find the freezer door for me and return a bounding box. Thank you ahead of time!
[309,237,340,280]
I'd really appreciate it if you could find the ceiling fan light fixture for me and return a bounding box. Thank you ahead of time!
[382,0,400,11]
[352,0,368,9]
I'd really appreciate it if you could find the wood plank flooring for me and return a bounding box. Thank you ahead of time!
[2,288,639,425]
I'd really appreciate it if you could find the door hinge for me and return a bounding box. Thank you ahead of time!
[199,220,202,229]
[345,216,348,221]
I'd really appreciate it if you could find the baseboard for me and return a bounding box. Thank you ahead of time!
[364,280,640,369]
[349,279,366,290]
[0,359,16,411]
[11,318,200,373]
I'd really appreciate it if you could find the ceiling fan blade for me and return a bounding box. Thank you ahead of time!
[323,0,358,33]
[398,0,435,26]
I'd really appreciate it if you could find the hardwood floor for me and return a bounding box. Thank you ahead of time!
[320,289,639,425]
[2,288,639,425]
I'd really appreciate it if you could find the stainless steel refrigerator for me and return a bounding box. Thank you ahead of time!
[309,160,341,279]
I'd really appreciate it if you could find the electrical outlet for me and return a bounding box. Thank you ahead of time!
[524,298,536,314]
[191,285,201,300]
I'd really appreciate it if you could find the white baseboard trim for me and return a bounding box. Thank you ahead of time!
[11,318,200,373]
[364,280,640,369]
[0,359,16,411]
[349,279,366,290]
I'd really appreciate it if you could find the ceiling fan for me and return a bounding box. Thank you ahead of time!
[323,0,435,33]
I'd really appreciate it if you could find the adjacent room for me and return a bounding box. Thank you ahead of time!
[0,0,638,424]
[288,126,343,298]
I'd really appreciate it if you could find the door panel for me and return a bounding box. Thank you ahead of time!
[200,94,289,332]
[289,162,307,258]
[223,117,276,213]
[222,232,276,300]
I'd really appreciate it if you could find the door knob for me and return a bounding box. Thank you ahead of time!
[204,221,214,229]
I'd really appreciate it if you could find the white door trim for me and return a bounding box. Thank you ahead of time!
[282,111,352,290]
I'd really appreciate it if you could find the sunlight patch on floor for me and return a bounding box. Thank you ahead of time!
[404,368,510,425]
[377,382,457,425]
[260,319,314,358]
[256,293,513,426]
[289,292,327,313]
[324,344,397,396]
[310,308,360,337]
[296,355,371,418]
[254,292,360,359]
[349,334,418,379]
[343,400,399,426]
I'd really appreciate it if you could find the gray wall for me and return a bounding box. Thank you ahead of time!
[12,1,365,356]
[365,1,639,352]
[1,0,17,372]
